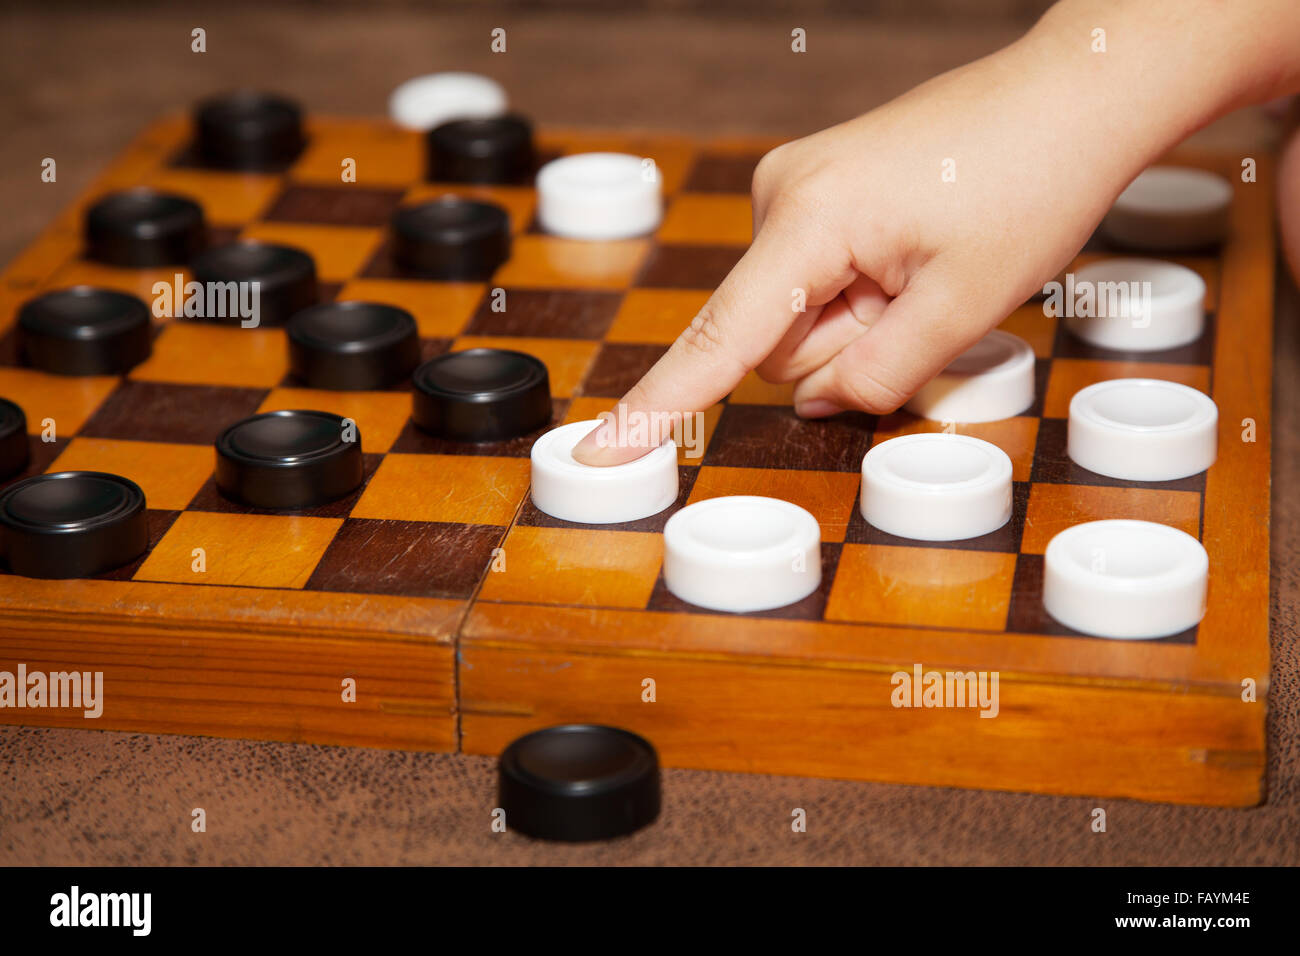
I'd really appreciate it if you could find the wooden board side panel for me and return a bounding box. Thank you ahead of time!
[460,647,1266,807]
[0,623,456,751]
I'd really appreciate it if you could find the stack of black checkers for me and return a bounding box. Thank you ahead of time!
[411,348,551,442]
[498,725,661,842]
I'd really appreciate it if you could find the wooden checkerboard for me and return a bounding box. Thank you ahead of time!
[0,115,1272,805]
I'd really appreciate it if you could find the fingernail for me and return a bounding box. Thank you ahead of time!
[794,399,842,419]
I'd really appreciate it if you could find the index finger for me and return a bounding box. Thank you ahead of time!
[571,215,852,466]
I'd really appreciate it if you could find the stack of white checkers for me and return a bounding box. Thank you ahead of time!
[520,162,1225,639]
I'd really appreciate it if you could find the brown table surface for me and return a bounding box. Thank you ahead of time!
[0,5,1295,865]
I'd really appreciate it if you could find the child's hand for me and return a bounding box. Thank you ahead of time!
[573,0,1300,467]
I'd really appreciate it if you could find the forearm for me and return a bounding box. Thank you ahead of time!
[1026,0,1300,152]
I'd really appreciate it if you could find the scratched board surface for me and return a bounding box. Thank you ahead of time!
[0,116,1272,805]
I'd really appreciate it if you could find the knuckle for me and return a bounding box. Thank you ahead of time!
[676,303,729,359]
[750,144,789,201]
[839,366,911,414]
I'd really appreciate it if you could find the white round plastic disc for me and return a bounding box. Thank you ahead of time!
[529,420,677,524]
[536,153,662,240]
[860,434,1013,541]
[904,330,1035,423]
[1065,257,1205,352]
[1067,378,1217,481]
[663,496,821,613]
[1043,519,1208,639]
[1102,166,1232,251]
[388,72,508,131]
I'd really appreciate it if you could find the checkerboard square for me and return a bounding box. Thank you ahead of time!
[870,413,1040,482]
[682,152,765,193]
[79,381,267,445]
[289,121,423,185]
[450,336,598,398]
[238,222,384,282]
[255,388,411,453]
[605,289,707,344]
[389,399,567,459]
[95,509,181,582]
[517,464,698,533]
[305,518,503,598]
[658,194,753,245]
[1021,482,1202,554]
[688,466,859,543]
[49,437,213,511]
[402,184,537,235]
[1042,358,1210,419]
[141,169,282,225]
[187,453,382,518]
[262,184,405,227]
[335,279,482,339]
[463,290,622,339]
[825,544,1017,629]
[0,367,120,437]
[1030,417,1207,492]
[997,304,1058,358]
[48,259,183,306]
[845,481,1030,554]
[646,541,841,620]
[581,343,668,396]
[1051,310,1216,366]
[728,371,794,405]
[704,404,875,472]
[1005,553,1197,643]
[135,511,342,588]
[352,453,530,524]
[538,131,696,195]
[636,244,743,289]
[477,525,663,608]
[493,236,650,290]
[130,323,287,388]
[0,436,68,490]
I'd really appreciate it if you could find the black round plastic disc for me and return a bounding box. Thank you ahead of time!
[427,114,535,184]
[391,197,510,280]
[85,189,206,267]
[0,471,148,579]
[195,91,305,170]
[498,725,661,842]
[287,301,420,390]
[411,348,551,442]
[18,287,153,376]
[190,240,317,326]
[215,409,364,509]
[0,398,30,481]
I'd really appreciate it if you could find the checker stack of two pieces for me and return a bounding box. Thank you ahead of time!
[532,165,1231,644]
